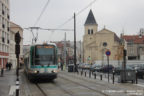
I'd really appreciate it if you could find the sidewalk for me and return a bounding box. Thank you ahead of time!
[60,69,144,96]
[0,69,17,96]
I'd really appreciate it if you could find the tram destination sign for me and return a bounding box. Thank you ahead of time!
[36,45,54,48]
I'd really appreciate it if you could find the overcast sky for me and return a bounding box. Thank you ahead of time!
[10,0,144,44]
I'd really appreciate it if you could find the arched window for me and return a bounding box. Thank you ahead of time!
[91,29,93,34]
[88,29,90,34]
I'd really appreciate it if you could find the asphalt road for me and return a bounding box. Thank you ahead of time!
[20,70,144,96]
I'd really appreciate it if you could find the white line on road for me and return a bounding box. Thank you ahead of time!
[9,85,16,96]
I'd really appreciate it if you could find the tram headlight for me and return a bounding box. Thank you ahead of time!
[34,70,37,73]
[53,69,58,73]
[29,70,39,73]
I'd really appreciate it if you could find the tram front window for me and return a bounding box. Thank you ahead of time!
[35,46,56,65]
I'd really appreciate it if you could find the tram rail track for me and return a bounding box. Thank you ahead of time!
[21,72,48,96]
[35,84,48,96]
[21,71,141,96]
[53,82,74,96]
[58,75,109,96]
[59,72,141,96]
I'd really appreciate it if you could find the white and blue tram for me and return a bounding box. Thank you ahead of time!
[24,43,58,81]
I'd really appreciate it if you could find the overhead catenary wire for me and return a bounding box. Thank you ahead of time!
[48,0,97,41]
[24,27,73,31]
[34,0,50,27]
[57,0,97,29]
[25,0,97,43]
[29,0,50,44]
[76,0,96,16]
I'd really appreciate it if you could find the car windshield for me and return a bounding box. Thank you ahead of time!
[92,64,101,68]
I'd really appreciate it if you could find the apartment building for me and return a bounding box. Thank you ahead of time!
[0,0,10,69]
[122,35,144,60]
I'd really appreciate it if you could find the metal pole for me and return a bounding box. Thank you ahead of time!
[74,13,77,72]
[79,40,81,63]
[16,56,19,77]
[16,55,19,96]
[123,49,126,82]
[113,71,115,84]
[83,41,84,63]
[64,32,66,70]
[1,59,4,77]
[108,56,109,82]
[136,71,138,84]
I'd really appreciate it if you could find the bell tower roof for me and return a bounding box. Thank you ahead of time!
[84,10,98,26]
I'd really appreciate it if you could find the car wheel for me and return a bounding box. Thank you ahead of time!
[142,75,144,79]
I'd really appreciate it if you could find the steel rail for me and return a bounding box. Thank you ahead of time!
[59,72,140,96]
[35,84,48,96]
[58,76,109,96]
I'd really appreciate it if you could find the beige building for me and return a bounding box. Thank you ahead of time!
[83,10,121,65]
[10,22,23,68]
[0,0,10,69]
[122,34,144,60]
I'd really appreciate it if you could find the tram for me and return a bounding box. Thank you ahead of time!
[24,43,58,81]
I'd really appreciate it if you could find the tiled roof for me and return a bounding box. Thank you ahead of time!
[84,10,98,25]
[123,35,144,44]
[56,42,64,48]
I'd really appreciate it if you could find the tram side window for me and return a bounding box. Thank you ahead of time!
[24,57,29,68]
[54,49,57,64]
[31,49,34,65]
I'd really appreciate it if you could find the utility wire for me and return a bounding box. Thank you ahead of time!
[26,0,96,43]
[76,0,96,16]
[34,0,50,27]
[57,0,97,29]
[48,0,96,42]
[24,27,73,31]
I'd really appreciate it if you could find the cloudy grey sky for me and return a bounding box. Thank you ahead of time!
[10,0,144,44]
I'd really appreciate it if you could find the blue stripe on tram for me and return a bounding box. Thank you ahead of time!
[31,65,58,68]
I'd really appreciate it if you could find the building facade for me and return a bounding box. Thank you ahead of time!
[0,0,10,69]
[10,22,23,68]
[122,35,144,60]
[83,10,121,65]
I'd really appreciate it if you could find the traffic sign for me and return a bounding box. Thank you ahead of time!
[106,50,111,56]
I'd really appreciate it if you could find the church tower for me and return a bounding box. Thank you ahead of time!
[84,9,98,35]
[83,10,98,63]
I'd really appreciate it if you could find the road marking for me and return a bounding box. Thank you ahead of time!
[135,84,144,88]
[9,85,16,96]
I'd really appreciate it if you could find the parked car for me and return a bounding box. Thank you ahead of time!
[114,66,134,75]
[78,63,91,69]
[90,64,102,72]
[78,63,85,69]
[136,66,144,79]
[83,64,91,69]
[100,65,114,73]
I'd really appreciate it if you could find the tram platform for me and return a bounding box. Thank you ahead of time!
[0,69,25,96]
[0,69,17,96]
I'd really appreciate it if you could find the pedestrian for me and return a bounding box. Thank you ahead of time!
[6,62,9,70]
[61,62,63,71]
[9,62,12,70]
[58,62,61,69]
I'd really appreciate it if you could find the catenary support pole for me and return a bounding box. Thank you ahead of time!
[74,13,77,72]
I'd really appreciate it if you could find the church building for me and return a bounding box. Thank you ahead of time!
[83,10,121,65]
